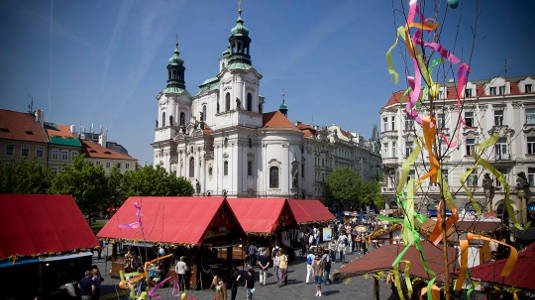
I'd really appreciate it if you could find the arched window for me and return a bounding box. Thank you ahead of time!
[162,112,166,127]
[169,115,174,126]
[269,166,279,188]
[180,112,185,126]
[258,102,263,114]
[224,161,229,176]
[202,105,207,121]
[246,93,252,111]
[225,92,231,111]
[248,138,252,148]
[189,157,194,177]
[224,137,228,148]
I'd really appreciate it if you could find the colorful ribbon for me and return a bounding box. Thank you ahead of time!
[119,202,143,229]
[466,233,518,277]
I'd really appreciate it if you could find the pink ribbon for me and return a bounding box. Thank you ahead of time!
[119,202,143,229]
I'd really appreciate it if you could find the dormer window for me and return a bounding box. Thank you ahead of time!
[490,87,497,96]
[464,88,472,98]
[526,84,532,93]
[498,85,506,95]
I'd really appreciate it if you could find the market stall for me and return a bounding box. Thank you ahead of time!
[227,198,297,261]
[0,194,98,299]
[97,196,246,291]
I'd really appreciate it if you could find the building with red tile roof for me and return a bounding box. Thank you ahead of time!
[380,75,535,224]
[0,109,48,165]
[81,140,136,173]
[45,123,82,172]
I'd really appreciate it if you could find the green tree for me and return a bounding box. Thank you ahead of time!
[121,165,193,197]
[107,165,124,208]
[325,167,363,209]
[0,159,52,193]
[49,155,109,218]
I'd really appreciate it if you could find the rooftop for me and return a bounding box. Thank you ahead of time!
[81,140,136,161]
[0,109,48,143]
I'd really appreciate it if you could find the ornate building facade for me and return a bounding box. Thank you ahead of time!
[380,76,535,224]
[152,9,381,199]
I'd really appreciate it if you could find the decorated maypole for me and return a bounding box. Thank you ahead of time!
[384,0,521,299]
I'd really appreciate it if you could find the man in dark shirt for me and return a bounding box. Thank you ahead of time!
[245,268,255,300]
[78,270,95,300]
[256,252,270,286]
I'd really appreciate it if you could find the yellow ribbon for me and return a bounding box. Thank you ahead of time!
[454,239,469,291]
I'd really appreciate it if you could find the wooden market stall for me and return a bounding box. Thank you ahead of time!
[97,196,246,290]
[227,198,298,261]
[0,194,98,299]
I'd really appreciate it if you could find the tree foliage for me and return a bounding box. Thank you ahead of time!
[0,159,52,193]
[121,165,193,197]
[49,155,109,217]
[325,167,382,210]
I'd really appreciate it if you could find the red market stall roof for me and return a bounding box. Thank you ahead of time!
[336,241,456,282]
[97,197,244,246]
[470,242,535,290]
[228,198,296,235]
[0,194,98,259]
[287,199,335,224]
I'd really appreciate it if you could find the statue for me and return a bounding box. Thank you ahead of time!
[195,179,201,195]
[482,173,495,213]
[291,161,299,188]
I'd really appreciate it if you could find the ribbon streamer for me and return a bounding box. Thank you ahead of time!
[466,233,518,277]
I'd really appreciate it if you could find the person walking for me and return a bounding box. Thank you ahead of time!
[272,247,280,284]
[337,233,348,262]
[256,251,270,286]
[230,266,242,300]
[305,250,315,284]
[321,250,332,285]
[312,256,324,297]
[245,268,255,300]
[175,256,188,291]
[78,270,95,300]
[278,249,288,287]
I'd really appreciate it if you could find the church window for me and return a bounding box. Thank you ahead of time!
[224,137,228,148]
[202,105,207,121]
[180,112,185,126]
[246,93,252,111]
[269,166,279,188]
[171,70,177,80]
[225,92,231,111]
[259,102,263,114]
[224,161,229,176]
[189,157,194,177]
[169,115,174,126]
[248,138,252,148]
[301,163,305,178]
[247,161,253,176]
[162,112,166,127]
[208,166,213,176]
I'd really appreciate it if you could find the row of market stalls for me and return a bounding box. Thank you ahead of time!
[0,194,99,299]
[96,196,335,290]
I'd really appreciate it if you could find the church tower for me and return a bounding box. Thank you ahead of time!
[212,5,263,131]
[152,42,192,173]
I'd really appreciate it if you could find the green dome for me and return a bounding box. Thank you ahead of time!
[231,18,249,36]
[168,46,184,66]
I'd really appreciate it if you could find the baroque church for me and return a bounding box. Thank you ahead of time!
[152,8,316,198]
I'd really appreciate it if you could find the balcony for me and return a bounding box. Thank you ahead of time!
[382,157,400,166]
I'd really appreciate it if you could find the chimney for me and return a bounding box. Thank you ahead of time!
[69,124,76,134]
[98,132,107,147]
[34,109,44,124]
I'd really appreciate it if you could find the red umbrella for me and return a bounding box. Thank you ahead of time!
[470,242,535,290]
[336,240,456,282]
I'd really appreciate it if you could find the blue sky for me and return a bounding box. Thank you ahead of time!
[1,0,534,165]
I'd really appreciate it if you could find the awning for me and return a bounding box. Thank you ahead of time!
[336,241,456,282]
[470,242,535,290]
[97,197,245,246]
[287,199,335,224]
[228,198,296,234]
[0,194,98,260]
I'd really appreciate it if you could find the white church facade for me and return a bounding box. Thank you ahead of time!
[152,9,380,199]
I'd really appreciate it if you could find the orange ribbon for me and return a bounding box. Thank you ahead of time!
[419,117,439,184]
[466,233,518,277]
[454,239,469,291]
